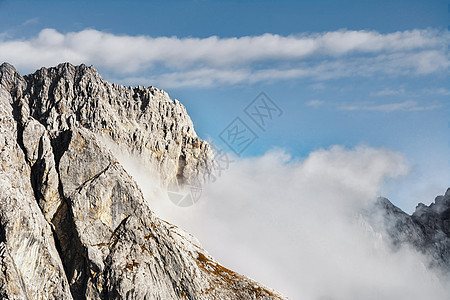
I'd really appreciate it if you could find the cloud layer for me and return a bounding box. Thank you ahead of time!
[0,28,448,87]
[112,142,450,300]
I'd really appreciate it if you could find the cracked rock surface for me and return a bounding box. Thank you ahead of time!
[0,62,286,300]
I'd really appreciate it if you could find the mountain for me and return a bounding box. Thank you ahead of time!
[0,62,286,300]
[374,188,450,272]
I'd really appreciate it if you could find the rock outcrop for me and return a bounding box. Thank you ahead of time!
[0,62,285,300]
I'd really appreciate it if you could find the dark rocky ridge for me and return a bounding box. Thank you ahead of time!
[374,188,450,272]
[0,62,285,300]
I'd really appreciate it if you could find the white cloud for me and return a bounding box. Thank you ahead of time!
[305,99,325,107]
[372,88,405,96]
[22,18,39,26]
[434,88,450,96]
[369,87,450,100]
[0,28,448,88]
[309,82,326,90]
[339,100,441,112]
[115,144,450,300]
[423,88,450,96]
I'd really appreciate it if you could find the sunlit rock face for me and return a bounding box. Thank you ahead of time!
[0,62,285,300]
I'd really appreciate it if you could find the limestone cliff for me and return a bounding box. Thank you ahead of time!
[0,62,285,300]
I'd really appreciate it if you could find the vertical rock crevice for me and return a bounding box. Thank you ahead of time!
[51,200,89,300]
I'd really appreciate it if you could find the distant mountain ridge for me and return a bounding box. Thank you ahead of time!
[375,188,450,272]
[0,62,285,300]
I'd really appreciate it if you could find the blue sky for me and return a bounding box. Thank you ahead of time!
[0,0,449,212]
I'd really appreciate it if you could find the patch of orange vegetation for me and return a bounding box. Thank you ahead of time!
[140,244,151,255]
[124,260,139,271]
[195,252,279,298]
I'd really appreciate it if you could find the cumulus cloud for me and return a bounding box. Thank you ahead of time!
[111,143,450,300]
[0,28,448,87]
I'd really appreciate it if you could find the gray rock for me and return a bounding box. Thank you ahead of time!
[0,62,286,300]
[23,118,61,222]
[0,84,72,299]
[21,63,213,187]
[372,190,450,272]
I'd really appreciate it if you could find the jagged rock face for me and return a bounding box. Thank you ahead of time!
[0,63,285,300]
[374,189,450,271]
[0,83,72,299]
[16,62,212,186]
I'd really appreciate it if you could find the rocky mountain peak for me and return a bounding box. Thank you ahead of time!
[374,189,450,271]
[15,62,211,186]
[412,189,450,235]
[0,62,24,94]
[0,62,16,74]
[0,63,284,300]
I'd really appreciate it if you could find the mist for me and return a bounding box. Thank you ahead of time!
[106,141,450,300]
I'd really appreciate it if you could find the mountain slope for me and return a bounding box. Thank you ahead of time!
[0,62,285,300]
